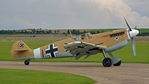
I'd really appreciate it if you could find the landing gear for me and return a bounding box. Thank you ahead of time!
[102,58,112,67]
[24,59,30,65]
[101,50,112,67]
[108,52,121,66]
[113,60,121,66]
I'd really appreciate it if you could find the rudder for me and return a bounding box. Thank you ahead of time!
[11,40,34,59]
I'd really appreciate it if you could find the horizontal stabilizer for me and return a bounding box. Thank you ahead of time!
[14,49,28,52]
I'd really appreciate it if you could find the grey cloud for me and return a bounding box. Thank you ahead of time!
[0,0,149,29]
[125,0,149,17]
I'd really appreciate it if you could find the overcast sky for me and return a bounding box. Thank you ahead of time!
[0,0,149,29]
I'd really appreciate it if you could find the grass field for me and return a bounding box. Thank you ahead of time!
[0,41,149,63]
[137,28,149,33]
[0,68,95,84]
[0,34,68,42]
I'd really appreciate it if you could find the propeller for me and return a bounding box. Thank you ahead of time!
[124,17,132,31]
[132,37,136,56]
[124,17,138,56]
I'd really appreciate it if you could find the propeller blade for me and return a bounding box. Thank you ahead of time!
[124,17,132,31]
[132,37,136,56]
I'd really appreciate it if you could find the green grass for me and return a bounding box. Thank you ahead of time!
[90,28,149,33]
[0,41,149,63]
[137,28,149,33]
[0,68,95,84]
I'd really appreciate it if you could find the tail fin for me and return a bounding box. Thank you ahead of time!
[11,40,34,59]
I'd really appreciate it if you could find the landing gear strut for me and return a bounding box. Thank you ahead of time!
[24,59,30,65]
[108,52,121,66]
[101,50,112,67]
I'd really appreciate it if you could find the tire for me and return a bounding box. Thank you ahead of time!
[113,60,121,66]
[24,60,30,65]
[102,58,112,67]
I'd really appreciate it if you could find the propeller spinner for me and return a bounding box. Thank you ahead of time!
[124,17,139,56]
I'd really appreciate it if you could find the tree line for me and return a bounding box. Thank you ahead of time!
[0,29,149,36]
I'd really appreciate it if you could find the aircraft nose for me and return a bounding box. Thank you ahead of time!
[129,29,139,37]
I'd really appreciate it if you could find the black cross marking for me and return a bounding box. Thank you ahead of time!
[46,44,58,58]
[42,49,44,58]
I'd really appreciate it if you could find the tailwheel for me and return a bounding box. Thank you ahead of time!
[24,59,30,65]
[102,58,112,67]
[113,60,121,66]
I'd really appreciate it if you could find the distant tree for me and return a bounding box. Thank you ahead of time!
[63,33,67,36]
[67,30,70,34]
[83,30,87,34]
[54,30,57,34]
[97,31,100,33]
[90,31,96,34]
[71,29,80,34]
[57,30,60,33]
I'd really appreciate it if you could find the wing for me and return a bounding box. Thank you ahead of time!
[64,41,106,60]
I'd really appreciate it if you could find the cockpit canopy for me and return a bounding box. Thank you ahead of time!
[72,33,92,40]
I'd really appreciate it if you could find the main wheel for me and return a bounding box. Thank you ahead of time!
[102,58,112,67]
[113,60,121,66]
[24,59,30,65]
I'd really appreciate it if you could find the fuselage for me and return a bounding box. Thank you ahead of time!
[16,29,139,60]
